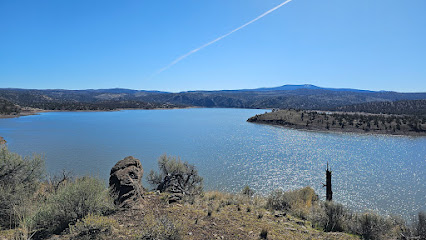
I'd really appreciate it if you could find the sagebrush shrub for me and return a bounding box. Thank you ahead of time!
[354,212,395,240]
[266,187,318,219]
[417,212,426,240]
[266,189,290,211]
[259,228,268,239]
[147,154,203,197]
[32,176,115,235]
[309,201,349,232]
[0,146,44,229]
[69,213,118,238]
[322,201,348,232]
[138,214,183,240]
[241,185,255,197]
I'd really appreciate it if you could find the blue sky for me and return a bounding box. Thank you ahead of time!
[1,0,425,92]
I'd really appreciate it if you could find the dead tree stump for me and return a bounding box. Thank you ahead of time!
[324,162,333,201]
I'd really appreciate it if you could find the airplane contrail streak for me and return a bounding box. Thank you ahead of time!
[152,0,293,76]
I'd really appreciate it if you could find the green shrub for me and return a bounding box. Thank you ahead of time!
[32,176,115,236]
[310,202,404,239]
[257,210,264,219]
[138,214,183,240]
[69,213,118,239]
[241,185,255,197]
[416,211,426,240]
[353,212,396,240]
[309,201,348,232]
[259,228,268,239]
[147,154,203,197]
[266,187,318,219]
[266,189,290,211]
[0,146,44,229]
[321,201,348,232]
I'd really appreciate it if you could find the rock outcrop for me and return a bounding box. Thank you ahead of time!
[109,156,144,208]
[0,137,5,145]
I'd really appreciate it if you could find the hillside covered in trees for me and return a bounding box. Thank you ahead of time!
[0,86,426,115]
[0,98,20,115]
[334,99,426,116]
[0,90,181,115]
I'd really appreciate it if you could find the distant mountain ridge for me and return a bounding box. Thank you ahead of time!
[1,84,425,114]
[234,84,376,92]
[0,84,420,94]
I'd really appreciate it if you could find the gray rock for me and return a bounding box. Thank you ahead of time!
[109,156,144,208]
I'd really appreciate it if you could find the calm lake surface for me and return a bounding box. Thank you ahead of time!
[0,108,425,220]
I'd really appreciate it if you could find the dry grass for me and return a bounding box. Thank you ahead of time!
[106,192,359,240]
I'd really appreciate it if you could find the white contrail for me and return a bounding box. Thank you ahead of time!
[152,0,293,76]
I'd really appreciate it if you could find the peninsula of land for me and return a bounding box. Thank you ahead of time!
[248,109,426,136]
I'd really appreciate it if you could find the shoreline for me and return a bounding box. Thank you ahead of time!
[248,120,426,137]
[0,106,195,119]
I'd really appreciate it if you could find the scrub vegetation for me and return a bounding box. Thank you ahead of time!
[248,108,426,136]
[147,154,203,201]
[0,146,425,240]
[0,146,115,240]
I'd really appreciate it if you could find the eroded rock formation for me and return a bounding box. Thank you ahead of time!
[109,156,144,208]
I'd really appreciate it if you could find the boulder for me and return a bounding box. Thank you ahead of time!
[109,156,144,208]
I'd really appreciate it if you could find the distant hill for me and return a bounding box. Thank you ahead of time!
[138,88,426,110]
[0,88,180,112]
[0,85,425,114]
[335,99,426,116]
[235,84,374,92]
[235,84,323,91]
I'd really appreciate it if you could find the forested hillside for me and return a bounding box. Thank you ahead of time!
[334,99,426,116]
[0,89,180,112]
[0,86,425,114]
[0,98,20,115]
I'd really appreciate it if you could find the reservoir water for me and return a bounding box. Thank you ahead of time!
[0,108,425,220]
